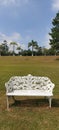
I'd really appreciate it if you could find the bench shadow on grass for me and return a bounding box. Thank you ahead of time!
[10,98,59,108]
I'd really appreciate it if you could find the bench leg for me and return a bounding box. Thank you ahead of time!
[7,96,9,110]
[49,97,52,108]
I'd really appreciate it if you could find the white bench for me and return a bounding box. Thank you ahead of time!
[5,74,55,110]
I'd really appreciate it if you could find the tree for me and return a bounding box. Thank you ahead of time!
[49,11,59,53]
[17,46,21,55]
[27,49,32,56]
[28,40,38,56]
[47,48,56,55]
[36,47,43,56]
[0,45,2,56]
[1,40,9,55]
[10,42,17,56]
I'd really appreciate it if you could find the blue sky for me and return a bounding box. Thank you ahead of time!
[0,0,59,50]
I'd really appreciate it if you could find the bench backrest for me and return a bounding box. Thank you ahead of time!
[5,74,55,93]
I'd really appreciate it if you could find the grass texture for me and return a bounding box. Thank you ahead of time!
[0,56,59,130]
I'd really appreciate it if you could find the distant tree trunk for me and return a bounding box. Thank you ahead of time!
[10,42,17,56]
[28,40,38,56]
[32,45,33,56]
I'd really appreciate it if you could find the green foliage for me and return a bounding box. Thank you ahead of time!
[10,42,17,55]
[0,38,59,56]
[49,11,59,51]
[46,48,56,55]
[0,40,9,56]
[28,40,38,56]
[17,46,22,55]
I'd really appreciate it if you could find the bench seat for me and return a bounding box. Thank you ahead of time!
[7,90,53,96]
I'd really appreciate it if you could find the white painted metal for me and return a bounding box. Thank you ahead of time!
[5,74,55,110]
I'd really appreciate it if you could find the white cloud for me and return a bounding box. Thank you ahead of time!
[0,32,29,51]
[43,34,51,49]
[40,32,51,49]
[0,32,24,52]
[10,32,22,41]
[0,0,29,7]
[0,0,16,6]
[0,32,22,43]
[52,0,59,11]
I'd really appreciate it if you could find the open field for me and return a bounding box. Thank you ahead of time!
[0,56,59,130]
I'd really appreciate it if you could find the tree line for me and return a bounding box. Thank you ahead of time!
[0,11,59,56]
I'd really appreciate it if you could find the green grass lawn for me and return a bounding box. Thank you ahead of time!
[0,56,59,130]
